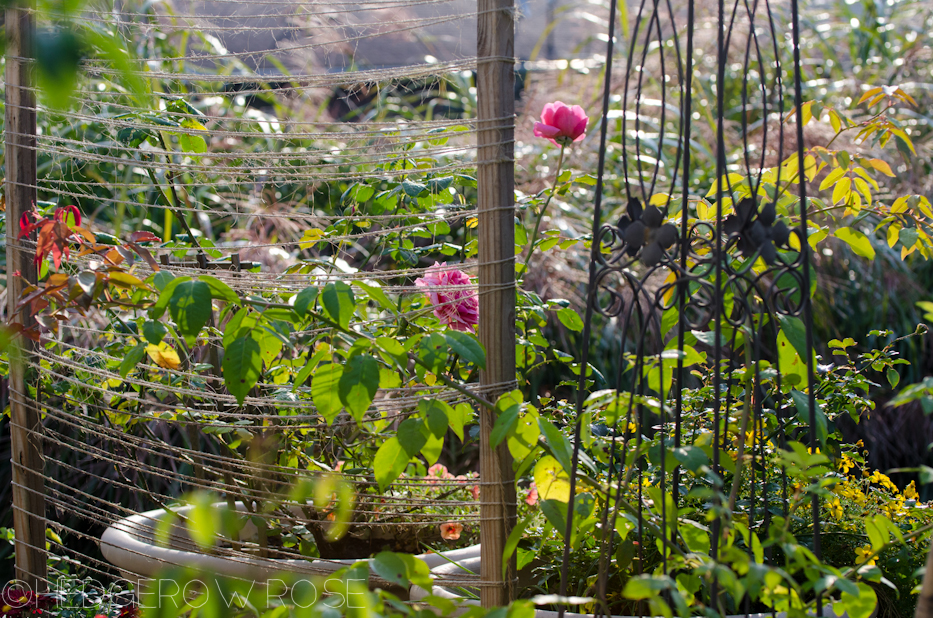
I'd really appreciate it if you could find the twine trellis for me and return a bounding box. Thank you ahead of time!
[3,0,521,605]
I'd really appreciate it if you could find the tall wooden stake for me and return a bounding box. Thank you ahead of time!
[6,0,47,591]
[477,0,516,607]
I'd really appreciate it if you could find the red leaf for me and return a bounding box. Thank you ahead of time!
[129,231,160,243]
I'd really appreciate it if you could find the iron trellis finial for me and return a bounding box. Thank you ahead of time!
[616,198,679,267]
[723,198,791,265]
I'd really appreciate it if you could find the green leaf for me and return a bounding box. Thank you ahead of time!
[421,432,443,466]
[622,575,669,600]
[887,367,900,389]
[321,282,355,329]
[178,119,208,153]
[251,328,283,369]
[400,181,427,197]
[835,227,876,260]
[491,400,520,448]
[294,287,319,317]
[418,333,448,374]
[444,331,486,368]
[777,330,808,388]
[338,355,380,423]
[556,307,584,332]
[672,446,709,474]
[420,399,450,438]
[223,336,262,405]
[356,282,396,315]
[398,418,428,456]
[312,363,344,425]
[539,499,567,534]
[449,402,472,441]
[199,275,239,304]
[152,271,176,292]
[776,314,808,359]
[168,280,212,345]
[149,276,192,319]
[119,343,148,378]
[370,552,432,589]
[834,582,876,618]
[186,492,219,550]
[539,418,573,473]
[791,389,827,448]
[142,320,168,345]
[222,308,258,347]
[373,438,409,491]
[502,515,533,579]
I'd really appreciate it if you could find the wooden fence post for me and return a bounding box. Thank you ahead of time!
[477,0,517,607]
[5,0,47,591]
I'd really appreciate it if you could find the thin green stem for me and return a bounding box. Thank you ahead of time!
[521,145,566,274]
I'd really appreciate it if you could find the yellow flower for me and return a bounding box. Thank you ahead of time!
[839,454,855,474]
[855,545,876,566]
[828,498,844,519]
[905,481,919,500]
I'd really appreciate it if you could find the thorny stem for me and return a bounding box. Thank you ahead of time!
[521,145,566,274]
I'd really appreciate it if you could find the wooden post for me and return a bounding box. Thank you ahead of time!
[477,0,517,607]
[5,0,47,591]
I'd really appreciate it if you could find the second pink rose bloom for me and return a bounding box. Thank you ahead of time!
[533,101,588,147]
[414,262,479,334]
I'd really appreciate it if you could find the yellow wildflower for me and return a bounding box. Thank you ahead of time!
[839,454,855,474]
[828,498,844,519]
[905,481,919,500]
[855,545,876,566]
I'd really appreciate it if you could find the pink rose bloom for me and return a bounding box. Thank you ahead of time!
[471,484,480,501]
[525,482,539,506]
[415,262,479,333]
[533,101,588,147]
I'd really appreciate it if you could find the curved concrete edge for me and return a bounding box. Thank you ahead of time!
[101,505,480,583]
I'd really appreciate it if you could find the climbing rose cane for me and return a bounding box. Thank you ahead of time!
[533,101,588,147]
[415,262,479,333]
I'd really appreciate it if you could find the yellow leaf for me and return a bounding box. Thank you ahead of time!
[868,158,895,177]
[146,342,181,370]
[108,271,147,289]
[820,168,846,192]
[534,455,571,503]
[829,110,842,134]
[705,173,746,198]
[917,196,933,219]
[649,193,671,207]
[889,127,916,154]
[896,88,918,108]
[299,228,326,250]
[804,155,819,181]
[887,224,902,248]
[832,177,851,205]
[853,178,872,205]
[857,86,883,106]
[801,102,813,126]
[892,196,909,214]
